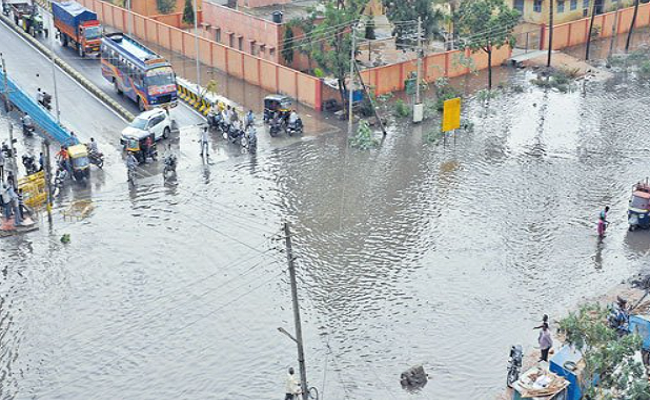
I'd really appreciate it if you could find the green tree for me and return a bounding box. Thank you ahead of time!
[559,304,650,399]
[454,0,519,90]
[306,0,364,109]
[282,25,295,65]
[156,0,176,14]
[383,0,442,50]
[182,0,194,25]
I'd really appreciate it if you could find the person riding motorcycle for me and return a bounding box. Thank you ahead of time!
[245,110,255,129]
[21,114,34,135]
[87,137,99,155]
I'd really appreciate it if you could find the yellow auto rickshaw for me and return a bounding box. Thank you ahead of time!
[67,144,90,182]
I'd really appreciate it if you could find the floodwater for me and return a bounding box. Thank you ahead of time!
[2,30,650,400]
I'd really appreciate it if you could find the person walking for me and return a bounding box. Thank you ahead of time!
[598,206,610,238]
[1,184,11,222]
[11,186,22,226]
[38,152,44,172]
[0,146,5,181]
[284,367,300,400]
[200,126,209,158]
[538,323,553,362]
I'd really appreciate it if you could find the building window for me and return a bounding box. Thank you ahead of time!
[238,36,243,51]
[215,28,221,43]
[229,33,235,48]
[557,0,565,12]
[570,0,577,9]
[514,0,524,13]
[260,44,266,57]
[250,41,257,56]
[269,48,276,58]
[534,0,542,12]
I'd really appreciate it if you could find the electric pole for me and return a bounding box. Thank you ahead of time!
[415,16,422,105]
[413,17,423,123]
[42,139,53,223]
[347,25,356,136]
[283,222,309,400]
[8,123,17,179]
[126,0,132,36]
[1,53,9,112]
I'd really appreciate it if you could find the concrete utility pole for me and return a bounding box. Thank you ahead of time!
[413,16,423,123]
[8,123,17,179]
[608,1,621,60]
[193,0,201,90]
[347,25,356,136]
[1,53,9,112]
[42,139,52,222]
[283,222,309,400]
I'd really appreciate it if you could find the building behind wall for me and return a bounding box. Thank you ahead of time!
[514,0,635,25]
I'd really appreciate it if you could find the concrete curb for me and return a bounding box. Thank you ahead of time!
[0,13,135,122]
[176,77,241,117]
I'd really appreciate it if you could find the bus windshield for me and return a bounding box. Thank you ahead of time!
[145,67,176,92]
[84,26,101,40]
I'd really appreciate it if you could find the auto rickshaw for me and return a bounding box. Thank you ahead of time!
[122,131,156,164]
[263,94,292,123]
[67,144,90,182]
[628,180,650,231]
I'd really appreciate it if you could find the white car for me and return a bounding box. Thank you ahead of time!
[121,108,172,144]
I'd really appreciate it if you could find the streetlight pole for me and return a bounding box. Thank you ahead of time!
[49,52,61,124]
[193,0,201,90]
[126,0,132,36]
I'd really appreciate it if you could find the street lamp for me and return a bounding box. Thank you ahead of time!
[36,52,61,124]
[193,0,201,90]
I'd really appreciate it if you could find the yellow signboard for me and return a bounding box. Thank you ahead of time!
[442,97,461,132]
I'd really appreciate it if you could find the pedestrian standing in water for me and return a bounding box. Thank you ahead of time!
[284,367,300,400]
[1,184,10,221]
[538,323,553,362]
[38,152,44,172]
[200,126,209,158]
[598,206,610,237]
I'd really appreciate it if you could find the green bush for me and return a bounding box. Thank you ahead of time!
[349,119,379,150]
[639,61,650,76]
[393,99,411,118]
[434,77,461,112]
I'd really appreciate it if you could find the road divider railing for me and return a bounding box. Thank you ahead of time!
[0,12,135,122]
[176,77,241,118]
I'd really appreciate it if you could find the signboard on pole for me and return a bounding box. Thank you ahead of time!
[442,97,461,132]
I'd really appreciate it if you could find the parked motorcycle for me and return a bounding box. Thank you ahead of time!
[21,116,35,136]
[506,345,523,388]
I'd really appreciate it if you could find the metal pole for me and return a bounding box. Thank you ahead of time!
[1,53,9,112]
[347,26,356,136]
[283,222,308,400]
[50,51,61,123]
[126,0,132,36]
[43,139,52,222]
[608,2,621,60]
[8,123,17,179]
[193,0,201,89]
[415,16,422,105]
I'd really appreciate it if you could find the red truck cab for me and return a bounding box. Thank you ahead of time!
[51,1,101,57]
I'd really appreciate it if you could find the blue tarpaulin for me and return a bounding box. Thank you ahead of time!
[0,67,78,146]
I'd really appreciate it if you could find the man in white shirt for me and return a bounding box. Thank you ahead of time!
[284,367,300,400]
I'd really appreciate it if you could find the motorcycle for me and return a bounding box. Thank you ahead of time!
[286,118,304,136]
[22,154,38,175]
[38,92,52,111]
[88,150,104,169]
[21,116,35,136]
[207,111,223,132]
[246,126,257,150]
[506,345,523,388]
[224,124,248,148]
[269,118,283,137]
[163,154,177,182]
[53,166,67,191]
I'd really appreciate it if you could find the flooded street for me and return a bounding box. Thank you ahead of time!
[3,30,650,400]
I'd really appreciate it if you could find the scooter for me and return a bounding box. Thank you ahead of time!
[246,126,257,150]
[207,110,222,131]
[286,118,304,136]
[53,166,67,191]
[269,118,282,137]
[21,116,35,136]
[163,154,177,182]
[88,150,104,169]
[506,345,523,388]
[224,124,247,148]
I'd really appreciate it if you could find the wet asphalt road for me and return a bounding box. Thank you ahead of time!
[2,13,650,400]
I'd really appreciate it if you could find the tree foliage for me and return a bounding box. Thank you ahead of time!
[349,119,379,149]
[454,0,519,89]
[305,0,364,107]
[182,0,194,25]
[383,0,442,50]
[156,0,176,14]
[282,25,295,66]
[558,304,650,399]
